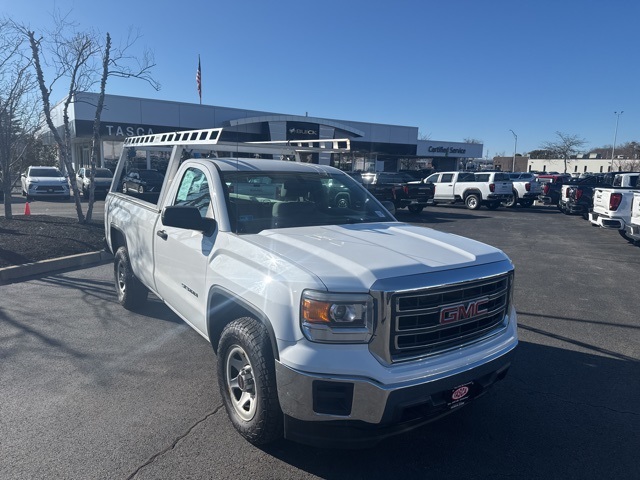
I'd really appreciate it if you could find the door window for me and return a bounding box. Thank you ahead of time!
[174,167,212,217]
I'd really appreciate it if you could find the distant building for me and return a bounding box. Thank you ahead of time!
[43,92,483,174]
[493,156,529,172]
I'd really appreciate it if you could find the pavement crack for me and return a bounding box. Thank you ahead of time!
[126,404,224,479]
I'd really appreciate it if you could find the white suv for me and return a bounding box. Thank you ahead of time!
[21,166,70,201]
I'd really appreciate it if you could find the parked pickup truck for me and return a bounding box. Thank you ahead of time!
[424,171,512,210]
[564,174,615,219]
[504,172,541,208]
[588,172,640,240]
[536,174,571,209]
[104,129,518,448]
[360,172,434,213]
[624,191,640,243]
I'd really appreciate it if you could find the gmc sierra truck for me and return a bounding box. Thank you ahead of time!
[588,172,640,240]
[425,171,512,210]
[104,129,518,447]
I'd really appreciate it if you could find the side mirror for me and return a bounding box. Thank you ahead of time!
[162,205,216,234]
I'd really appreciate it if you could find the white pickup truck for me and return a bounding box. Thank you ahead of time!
[504,172,541,208]
[424,171,513,210]
[624,192,640,243]
[104,129,518,447]
[588,172,640,240]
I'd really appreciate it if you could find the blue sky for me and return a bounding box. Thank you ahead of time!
[2,0,639,157]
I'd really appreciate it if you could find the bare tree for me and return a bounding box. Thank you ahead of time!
[540,132,586,173]
[0,19,42,218]
[463,137,483,144]
[21,14,159,223]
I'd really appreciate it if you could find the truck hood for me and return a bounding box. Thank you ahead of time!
[250,222,508,290]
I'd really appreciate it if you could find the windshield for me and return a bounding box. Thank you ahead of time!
[30,168,63,177]
[221,170,395,234]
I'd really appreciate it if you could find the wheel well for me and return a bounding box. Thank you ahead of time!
[207,288,279,360]
[463,189,481,199]
[109,226,127,255]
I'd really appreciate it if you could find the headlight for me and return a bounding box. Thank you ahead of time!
[300,290,374,344]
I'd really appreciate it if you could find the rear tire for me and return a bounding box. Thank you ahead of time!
[217,317,283,445]
[519,199,534,208]
[618,229,635,243]
[465,194,481,210]
[503,193,517,208]
[486,201,500,210]
[114,246,148,310]
[407,205,424,214]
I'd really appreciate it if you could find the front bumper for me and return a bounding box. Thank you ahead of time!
[278,350,514,447]
[588,212,625,230]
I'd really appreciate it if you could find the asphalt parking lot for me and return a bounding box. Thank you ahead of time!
[0,203,638,479]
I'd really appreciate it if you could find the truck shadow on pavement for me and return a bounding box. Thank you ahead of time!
[260,340,639,479]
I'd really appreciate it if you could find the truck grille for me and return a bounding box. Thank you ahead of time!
[389,274,511,361]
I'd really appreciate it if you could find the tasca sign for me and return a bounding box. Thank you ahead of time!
[74,120,177,138]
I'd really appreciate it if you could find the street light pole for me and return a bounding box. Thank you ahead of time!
[611,111,623,172]
[509,129,518,172]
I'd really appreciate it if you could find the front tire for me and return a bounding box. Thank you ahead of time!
[217,317,283,445]
[465,194,481,210]
[114,246,148,310]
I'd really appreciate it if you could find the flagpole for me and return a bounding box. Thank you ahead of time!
[197,54,202,105]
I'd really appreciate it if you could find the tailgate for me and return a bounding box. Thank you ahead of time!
[493,181,512,195]
[592,188,610,213]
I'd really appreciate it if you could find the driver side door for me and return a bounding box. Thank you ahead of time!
[153,166,216,336]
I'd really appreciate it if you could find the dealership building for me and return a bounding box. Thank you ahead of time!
[46,92,483,173]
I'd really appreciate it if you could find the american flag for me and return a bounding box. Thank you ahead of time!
[196,55,202,103]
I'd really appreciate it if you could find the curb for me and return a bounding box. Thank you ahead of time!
[0,250,113,284]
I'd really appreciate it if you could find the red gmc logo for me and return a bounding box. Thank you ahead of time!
[440,298,489,324]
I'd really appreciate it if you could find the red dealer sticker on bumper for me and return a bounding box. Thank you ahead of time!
[448,382,474,409]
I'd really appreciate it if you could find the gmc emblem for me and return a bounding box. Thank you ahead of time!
[440,298,489,324]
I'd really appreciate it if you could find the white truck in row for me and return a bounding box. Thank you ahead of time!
[103,129,518,447]
[588,172,640,241]
[624,192,640,243]
[424,171,513,209]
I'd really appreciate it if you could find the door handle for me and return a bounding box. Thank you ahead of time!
[156,230,168,240]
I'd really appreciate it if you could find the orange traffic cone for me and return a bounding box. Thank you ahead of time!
[24,201,31,215]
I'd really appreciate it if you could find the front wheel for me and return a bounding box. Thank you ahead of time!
[217,317,283,445]
[407,204,424,214]
[465,194,481,210]
[114,246,148,310]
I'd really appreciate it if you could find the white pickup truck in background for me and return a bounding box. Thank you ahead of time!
[425,171,513,210]
[624,191,640,243]
[504,172,541,208]
[588,172,640,240]
[104,129,518,447]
